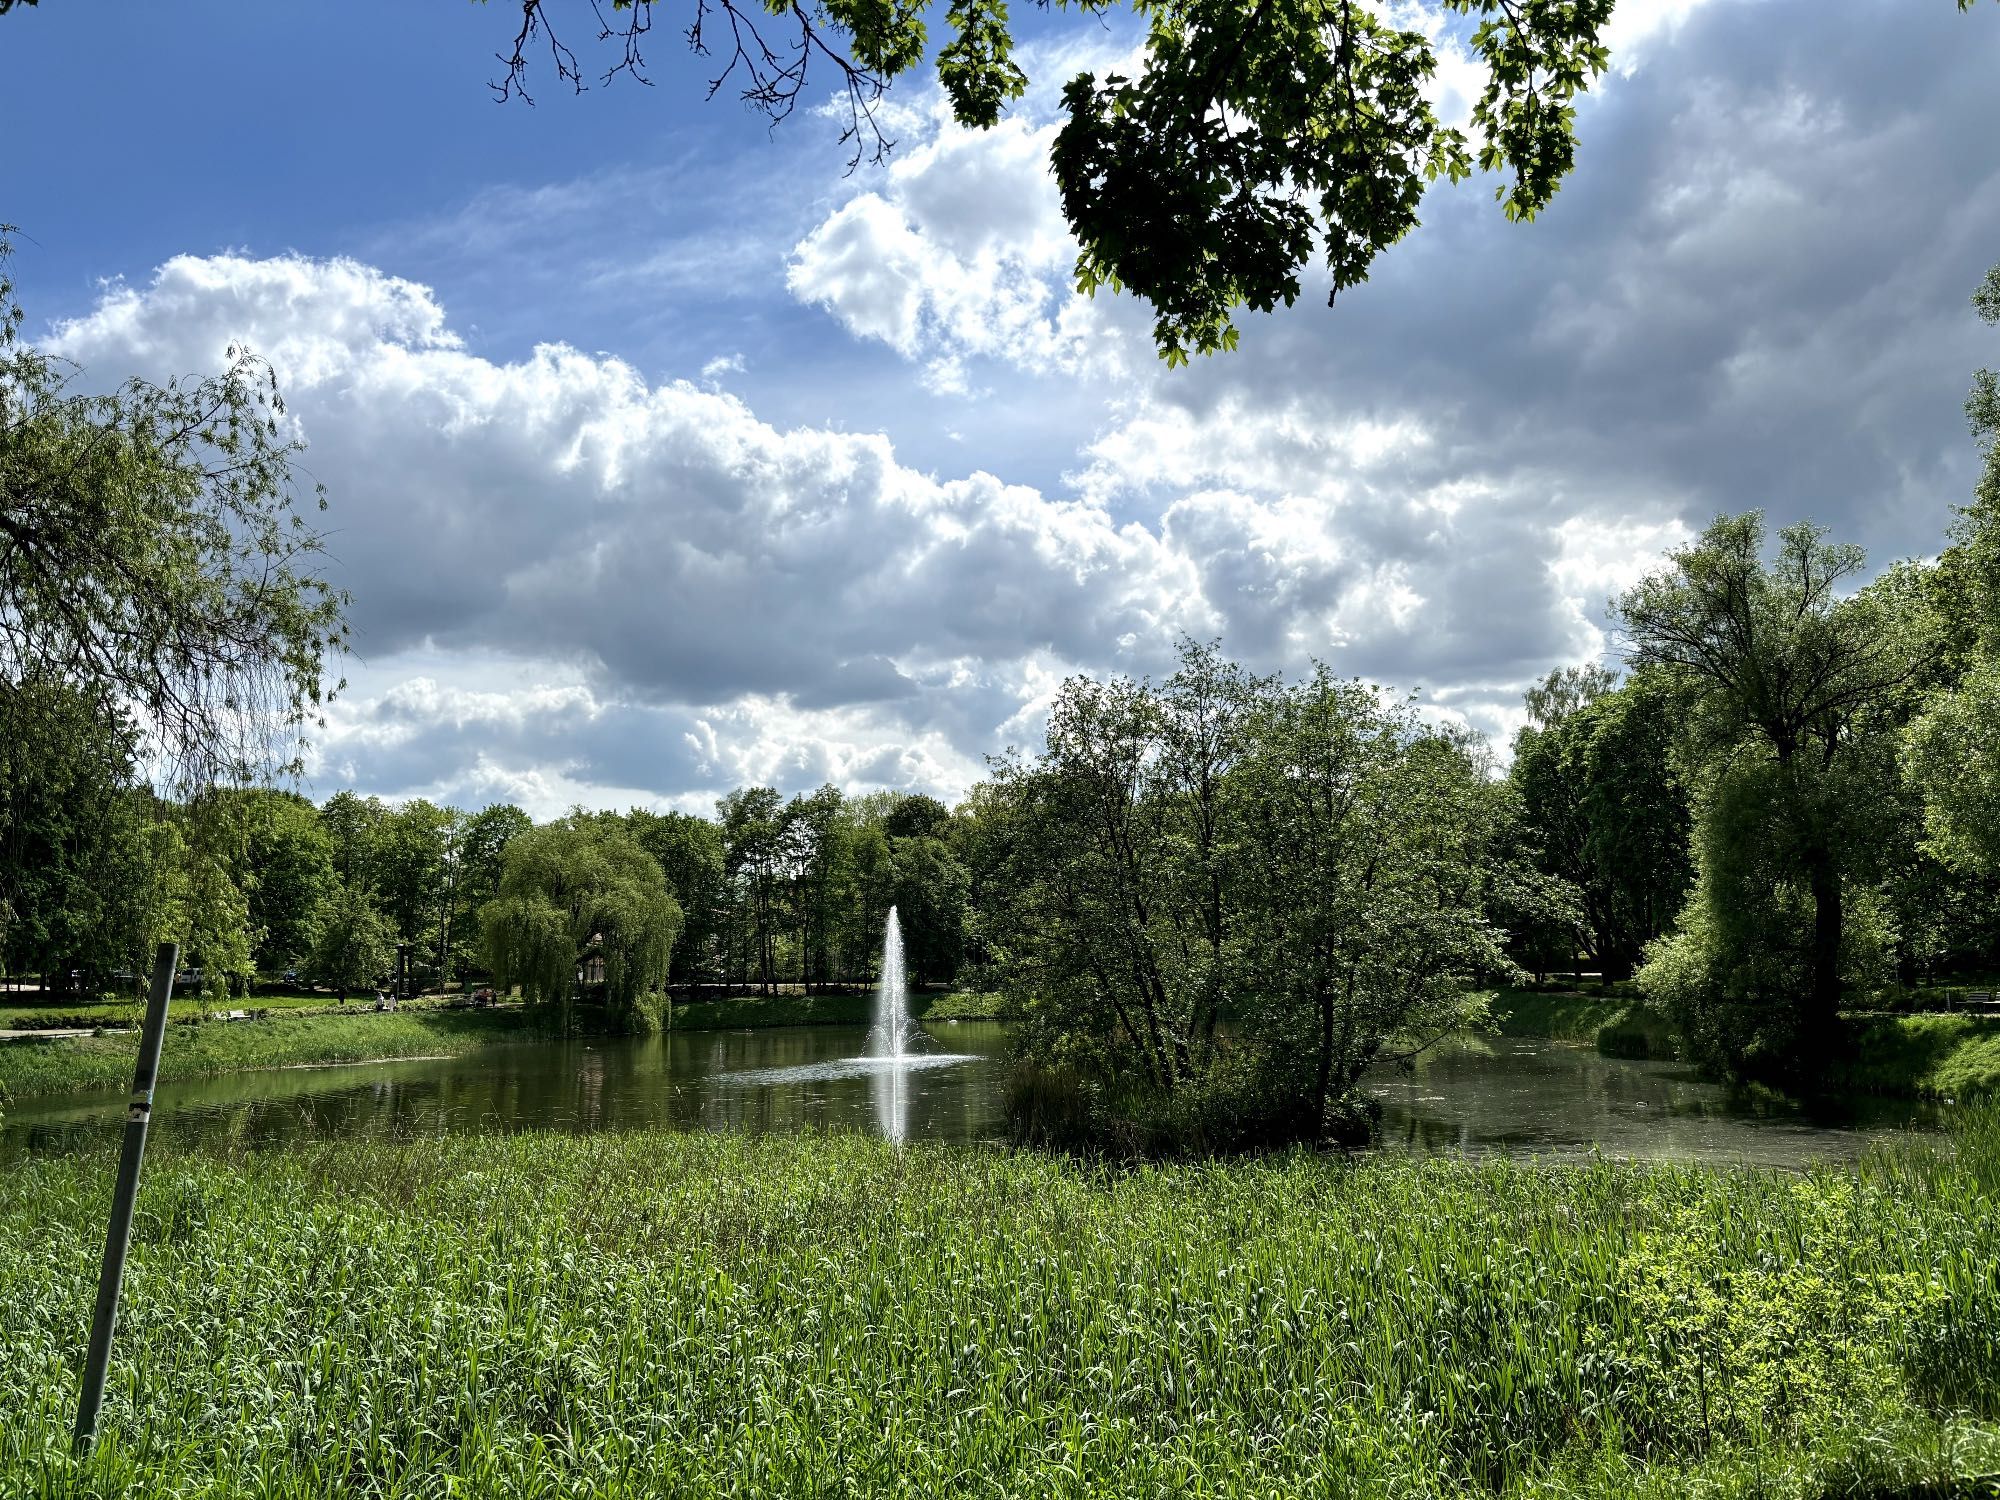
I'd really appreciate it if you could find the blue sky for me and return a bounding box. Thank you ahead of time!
[5,0,1999,816]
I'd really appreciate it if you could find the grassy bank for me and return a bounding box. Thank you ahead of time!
[0,989,473,1033]
[1489,988,1679,1059]
[1492,991,2000,1102]
[0,1008,529,1102]
[1834,1015,2000,1100]
[3,1118,1997,1497]
[666,989,1010,1031]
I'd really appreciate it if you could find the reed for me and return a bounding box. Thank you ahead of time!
[2,1112,1995,1496]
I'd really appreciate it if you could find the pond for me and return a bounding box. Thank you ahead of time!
[1,1022,1939,1167]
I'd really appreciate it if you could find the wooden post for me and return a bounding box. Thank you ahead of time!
[74,941,179,1455]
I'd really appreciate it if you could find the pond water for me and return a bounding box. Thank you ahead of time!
[1,1022,1939,1167]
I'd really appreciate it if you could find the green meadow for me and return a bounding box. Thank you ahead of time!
[4,1116,1997,1499]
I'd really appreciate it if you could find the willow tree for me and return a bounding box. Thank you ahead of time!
[481,816,682,1035]
[1621,514,1930,1069]
[0,230,346,794]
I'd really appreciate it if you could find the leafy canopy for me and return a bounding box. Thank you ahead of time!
[1508,667,1690,980]
[310,879,396,999]
[1618,513,1929,766]
[1621,512,1934,1064]
[984,640,1506,1148]
[1902,258,2000,877]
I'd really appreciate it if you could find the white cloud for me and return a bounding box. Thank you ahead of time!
[1603,0,1725,69]
[786,110,1132,391]
[48,251,1522,806]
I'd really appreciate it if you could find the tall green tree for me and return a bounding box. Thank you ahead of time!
[371,799,457,986]
[986,642,1504,1147]
[143,801,257,1002]
[318,791,387,889]
[1233,688,1508,1137]
[624,808,726,987]
[0,675,147,990]
[785,786,857,993]
[1509,668,1691,981]
[880,793,951,843]
[1622,513,1931,1065]
[1905,260,2000,880]
[309,879,395,1002]
[1905,667,2000,879]
[719,787,785,993]
[240,789,335,973]
[457,801,533,974]
[891,835,969,987]
[481,815,682,1034]
[843,820,896,984]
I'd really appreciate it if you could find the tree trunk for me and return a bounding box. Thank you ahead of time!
[1312,983,1335,1137]
[1806,848,1843,1055]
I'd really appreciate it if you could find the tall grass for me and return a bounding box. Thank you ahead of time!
[2,1114,1996,1496]
[0,1009,528,1102]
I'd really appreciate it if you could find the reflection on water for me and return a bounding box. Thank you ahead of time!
[715,1051,976,1145]
[2,1025,1938,1167]
[3,1023,1014,1158]
[875,1058,908,1142]
[1368,1036,1939,1168]
[714,1054,975,1086]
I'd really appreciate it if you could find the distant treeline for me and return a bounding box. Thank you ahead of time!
[0,739,977,1004]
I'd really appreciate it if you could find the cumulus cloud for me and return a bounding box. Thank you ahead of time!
[784,0,2000,703]
[787,111,1137,393]
[47,250,1500,807]
[783,0,1743,391]
[308,657,995,820]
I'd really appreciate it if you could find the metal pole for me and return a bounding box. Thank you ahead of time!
[73,940,179,1455]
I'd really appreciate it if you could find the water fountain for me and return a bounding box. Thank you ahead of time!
[870,906,911,1138]
[712,903,971,1144]
[869,905,912,1060]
